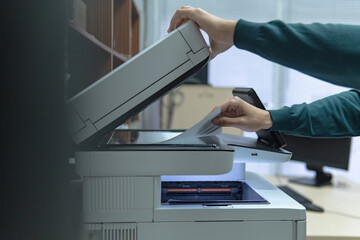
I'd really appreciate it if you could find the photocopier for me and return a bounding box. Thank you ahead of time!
[68,20,306,240]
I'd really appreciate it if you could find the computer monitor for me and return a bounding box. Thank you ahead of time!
[282,134,352,187]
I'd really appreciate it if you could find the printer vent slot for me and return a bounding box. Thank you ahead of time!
[102,223,137,240]
[83,223,137,240]
[86,177,135,211]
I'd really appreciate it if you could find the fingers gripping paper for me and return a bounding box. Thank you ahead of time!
[162,108,221,144]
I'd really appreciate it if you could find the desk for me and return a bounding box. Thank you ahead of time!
[265,175,360,240]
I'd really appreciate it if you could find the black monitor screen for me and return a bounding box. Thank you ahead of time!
[282,134,351,170]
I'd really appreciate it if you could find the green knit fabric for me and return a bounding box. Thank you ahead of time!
[233,20,360,137]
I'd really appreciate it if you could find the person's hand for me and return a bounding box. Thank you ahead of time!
[167,6,237,59]
[211,96,273,132]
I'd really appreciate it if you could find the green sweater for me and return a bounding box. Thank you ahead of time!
[234,19,360,137]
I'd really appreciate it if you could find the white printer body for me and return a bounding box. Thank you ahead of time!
[68,21,306,240]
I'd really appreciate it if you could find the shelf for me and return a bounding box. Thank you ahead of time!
[131,2,140,56]
[114,0,131,55]
[66,0,139,99]
[69,21,129,62]
[83,0,112,47]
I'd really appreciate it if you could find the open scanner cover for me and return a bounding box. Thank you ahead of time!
[68,20,292,177]
[67,20,210,146]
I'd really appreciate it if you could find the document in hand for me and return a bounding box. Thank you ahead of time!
[162,107,221,144]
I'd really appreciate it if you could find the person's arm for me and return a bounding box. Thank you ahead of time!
[269,90,360,137]
[234,20,360,89]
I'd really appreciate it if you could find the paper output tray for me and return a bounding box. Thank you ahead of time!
[161,181,268,205]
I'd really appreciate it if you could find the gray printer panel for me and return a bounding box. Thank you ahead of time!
[70,31,191,125]
[68,21,210,145]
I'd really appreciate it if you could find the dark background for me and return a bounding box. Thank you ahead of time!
[0,1,76,239]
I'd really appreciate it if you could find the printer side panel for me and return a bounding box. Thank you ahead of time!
[137,221,298,240]
[82,221,305,240]
[82,176,156,223]
[296,220,306,240]
[75,150,234,176]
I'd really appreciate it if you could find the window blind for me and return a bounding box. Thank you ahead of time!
[283,0,360,105]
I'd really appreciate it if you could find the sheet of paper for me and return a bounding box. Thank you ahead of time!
[162,107,222,144]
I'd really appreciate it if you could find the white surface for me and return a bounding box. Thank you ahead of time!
[137,221,297,240]
[162,107,221,144]
[231,144,290,164]
[136,131,180,144]
[75,149,234,176]
[161,162,246,182]
[80,172,306,240]
[266,175,360,240]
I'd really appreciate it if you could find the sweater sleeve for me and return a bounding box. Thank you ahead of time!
[234,20,360,90]
[268,90,360,137]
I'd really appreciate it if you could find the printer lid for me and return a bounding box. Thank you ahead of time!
[67,20,210,147]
